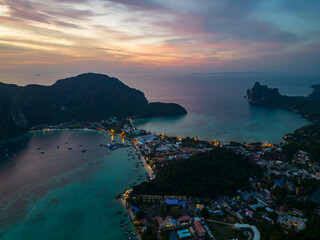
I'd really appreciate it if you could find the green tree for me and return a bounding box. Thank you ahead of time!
[160,231,170,240]
[135,210,145,220]
[201,207,211,219]
[159,207,168,218]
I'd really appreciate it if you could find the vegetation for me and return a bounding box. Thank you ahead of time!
[201,207,211,219]
[257,215,320,240]
[247,82,320,122]
[257,222,293,240]
[206,222,237,240]
[135,210,146,220]
[134,148,263,198]
[248,82,320,162]
[0,73,186,139]
[181,136,212,148]
[141,227,157,240]
[282,123,320,163]
[294,215,320,240]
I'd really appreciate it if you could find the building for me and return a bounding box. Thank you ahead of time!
[233,224,260,240]
[165,198,179,206]
[177,229,191,239]
[194,220,206,237]
[177,215,192,225]
[142,194,163,200]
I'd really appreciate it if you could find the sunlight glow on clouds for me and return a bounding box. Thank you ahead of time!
[0,0,319,83]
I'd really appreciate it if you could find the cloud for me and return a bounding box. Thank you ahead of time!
[0,0,319,81]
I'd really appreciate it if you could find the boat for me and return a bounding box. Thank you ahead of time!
[81,150,86,153]
[108,144,118,150]
[68,148,72,150]
[40,151,44,154]
[115,211,123,215]
[79,144,82,147]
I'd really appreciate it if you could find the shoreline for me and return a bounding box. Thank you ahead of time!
[130,119,155,178]
[132,143,154,178]
[119,195,141,240]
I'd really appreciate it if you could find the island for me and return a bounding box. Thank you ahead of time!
[115,119,320,240]
[1,80,319,240]
[0,73,186,139]
[112,82,320,240]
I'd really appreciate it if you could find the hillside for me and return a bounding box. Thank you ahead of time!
[0,73,186,139]
[282,123,320,163]
[133,148,263,198]
[247,82,320,162]
[247,82,320,122]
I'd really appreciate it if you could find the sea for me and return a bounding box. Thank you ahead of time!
[0,73,319,239]
[129,73,319,143]
[0,130,145,240]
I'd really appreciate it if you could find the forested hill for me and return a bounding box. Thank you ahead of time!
[0,73,187,139]
[133,148,263,198]
[247,82,320,122]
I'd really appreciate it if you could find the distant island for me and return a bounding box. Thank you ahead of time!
[247,82,320,122]
[0,73,187,139]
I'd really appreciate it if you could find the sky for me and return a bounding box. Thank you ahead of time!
[0,0,320,85]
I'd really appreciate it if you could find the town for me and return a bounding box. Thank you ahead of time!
[31,118,320,240]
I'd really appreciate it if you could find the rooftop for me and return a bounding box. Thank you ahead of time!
[177,229,191,238]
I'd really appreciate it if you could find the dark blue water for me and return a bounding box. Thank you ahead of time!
[128,73,319,143]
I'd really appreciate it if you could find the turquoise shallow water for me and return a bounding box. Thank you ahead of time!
[0,130,145,240]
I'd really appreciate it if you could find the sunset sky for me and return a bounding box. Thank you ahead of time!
[0,0,320,84]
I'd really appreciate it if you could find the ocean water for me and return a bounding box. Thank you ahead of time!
[129,73,319,143]
[0,73,319,240]
[0,130,145,240]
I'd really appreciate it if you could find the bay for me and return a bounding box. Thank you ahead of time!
[0,73,319,240]
[128,73,318,143]
[0,130,145,240]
